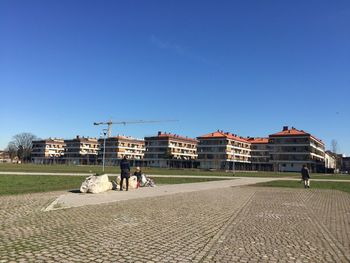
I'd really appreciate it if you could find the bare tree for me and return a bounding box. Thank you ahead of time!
[331,139,338,154]
[6,142,17,162]
[8,132,38,163]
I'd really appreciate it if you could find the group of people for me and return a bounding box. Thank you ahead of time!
[119,156,148,191]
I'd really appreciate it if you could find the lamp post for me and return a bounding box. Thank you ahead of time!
[102,129,107,172]
[232,143,235,175]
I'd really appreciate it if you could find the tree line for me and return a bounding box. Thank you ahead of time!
[5,133,38,163]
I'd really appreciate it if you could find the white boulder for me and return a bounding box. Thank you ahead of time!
[116,175,138,190]
[80,174,113,194]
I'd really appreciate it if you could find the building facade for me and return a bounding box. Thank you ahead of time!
[98,135,145,166]
[144,131,198,168]
[247,137,273,171]
[325,151,337,173]
[197,131,251,170]
[0,151,11,163]
[269,126,325,172]
[63,136,99,165]
[31,138,65,164]
[342,157,350,173]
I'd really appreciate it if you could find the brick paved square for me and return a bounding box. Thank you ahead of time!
[0,186,349,262]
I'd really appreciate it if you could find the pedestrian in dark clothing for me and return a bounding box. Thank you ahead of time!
[134,167,142,188]
[119,156,130,191]
[301,164,310,188]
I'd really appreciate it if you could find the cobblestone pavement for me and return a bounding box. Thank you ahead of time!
[0,187,349,262]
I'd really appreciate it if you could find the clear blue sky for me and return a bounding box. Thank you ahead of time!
[1,0,349,155]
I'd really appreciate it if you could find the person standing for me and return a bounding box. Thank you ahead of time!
[301,164,310,188]
[119,156,130,191]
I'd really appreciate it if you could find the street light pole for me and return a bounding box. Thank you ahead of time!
[102,129,107,172]
[232,143,235,175]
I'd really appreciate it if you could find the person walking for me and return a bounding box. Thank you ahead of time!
[119,156,130,191]
[301,164,310,188]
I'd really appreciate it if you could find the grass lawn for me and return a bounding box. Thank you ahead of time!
[0,163,297,177]
[0,174,229,196]
[253,180,350,194]
[1,163,349,180]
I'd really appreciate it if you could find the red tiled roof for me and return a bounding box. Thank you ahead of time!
[247,137,269,144]
[269,127,324,145]
[197,131,250,143]
[270,128,307,137]
[146,132,198,143]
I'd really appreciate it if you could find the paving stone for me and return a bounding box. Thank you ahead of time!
[0,187,349,262]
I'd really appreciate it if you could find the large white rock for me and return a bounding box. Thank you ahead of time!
[116,175,138,190]
[80,174,113,194]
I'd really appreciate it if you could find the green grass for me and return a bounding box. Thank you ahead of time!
[0,175,87,195]
[253,180,350,194]
[1,163,349,180]
[0,163,295,177]
[307,175,350,180]
[0,174,229,196]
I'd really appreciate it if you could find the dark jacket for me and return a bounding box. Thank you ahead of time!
[134,171,142,182]
[301,167,310,180]
[120,159,130,177]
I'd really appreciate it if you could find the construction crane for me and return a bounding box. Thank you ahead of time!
[93,119,179,138]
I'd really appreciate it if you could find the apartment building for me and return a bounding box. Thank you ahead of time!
[269,126,325,172]
[197,130,251,170]
[63,136,99,165]
[144,131,198,168]
[0,151,11,163]
[247,137,273,171]
[325,151,337,173]
[98,135,145,166]
[31,138,65,164]
[342,157,350,173]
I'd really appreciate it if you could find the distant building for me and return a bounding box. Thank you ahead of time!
[144,131,198,168]
[247,137,273,171]
[63,136,99,165]
[269,126,325,172]
[325,151,337,173]
[197,130,251,170]
[31,138,65,164]
[336,154,344,173]
[0,150,11,163]
[342,157,350,173]
[98,135,145,166]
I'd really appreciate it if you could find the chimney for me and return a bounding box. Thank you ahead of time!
[76,135,80,139]
[283,126,288,131]
[158,131,162,136]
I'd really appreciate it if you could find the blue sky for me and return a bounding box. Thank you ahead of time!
[1,0,349,154]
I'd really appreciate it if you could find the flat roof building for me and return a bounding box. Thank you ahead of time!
[31,138,65,164]
[144,131,198,168]
[98,135,145,166]
[64,136,99,165]
[0,150,11,163]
